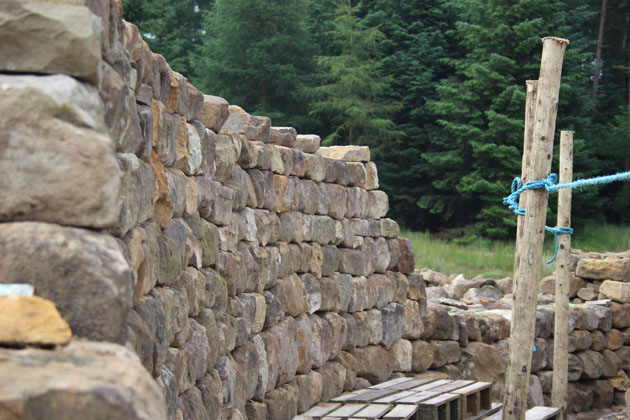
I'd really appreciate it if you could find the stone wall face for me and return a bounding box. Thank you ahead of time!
[1,1,418,419]
[1,1,628,419]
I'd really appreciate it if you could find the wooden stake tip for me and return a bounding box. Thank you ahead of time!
[541,36,570,45]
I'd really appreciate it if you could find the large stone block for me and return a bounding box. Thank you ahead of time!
[430,340,462,368]
[221,105,270,143]
[0,222,132,344]
[576,349,604,379]
[272,274,307,318]
[577,258,630,282]
[264,383,298,420]
[0,1,102,84]
[601,280,630,303]
[403,300,425,340]
[316,146,370,162]
[0,75,122,228]
[197,95,229,132]
[0,341,166,420]
[318,362,346,402]
[269,127,297,147]
[262,318,298,390]
[352,345,395,384]
[366,190,389,219]
[392,339,412,372]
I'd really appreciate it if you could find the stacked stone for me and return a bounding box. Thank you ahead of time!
[116,45,420,417]
[428,300,630,413]
[12,4,423,420]
[0,1,166,419]
[539,250,630,304]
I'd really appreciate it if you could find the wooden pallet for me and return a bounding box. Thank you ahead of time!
[451,382,491,419]
[296,379,514,420]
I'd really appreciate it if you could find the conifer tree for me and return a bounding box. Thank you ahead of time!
[192,0,314,128]
[307,0,399,146]
[425,0,597,238]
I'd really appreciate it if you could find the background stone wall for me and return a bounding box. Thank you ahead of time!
[1,1,628,420]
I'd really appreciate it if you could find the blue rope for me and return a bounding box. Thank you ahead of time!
[503,170,630,264]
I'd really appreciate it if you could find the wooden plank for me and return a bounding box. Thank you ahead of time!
[351,404,392,419]
[389,378,436,390]
[382,404,418,420]
[551,130,573,420]
[327,403,366,418]
[370,377,414,389]
[412,379,452,391]
[504,36,569,420]
[347,389,398,403]
[452,382,491,395]
[525,407,561,420]
[396,391,439,404]
[422,393,459,406]
[430,380,475,393]
[374,391,417,403]
[303,402,342,417]
[332,389,371,402]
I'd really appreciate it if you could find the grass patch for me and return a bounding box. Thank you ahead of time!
[402,223,630,279]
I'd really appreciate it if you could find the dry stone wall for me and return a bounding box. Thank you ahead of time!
[1,1,628,419]
[0,1,418,419]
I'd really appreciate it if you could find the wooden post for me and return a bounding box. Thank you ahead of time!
[503,36,569,420]
[514,80,538,271]
[551,131,573,419]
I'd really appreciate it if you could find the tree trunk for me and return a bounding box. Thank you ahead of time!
[592,0,608,107]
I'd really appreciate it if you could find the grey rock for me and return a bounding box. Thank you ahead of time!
[0,75,122,227]
[0,1,102,84]
[0,341,166,420]
[0,222,132,344]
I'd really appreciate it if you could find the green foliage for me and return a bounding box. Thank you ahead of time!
[191,0,314,128]
[403,223,630,278]
[306,0,400,146]
[424,0,601,238]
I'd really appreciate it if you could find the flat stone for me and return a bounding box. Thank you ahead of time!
[295,135,320,153]
[601,280,630,303]
[0,295,71,346]
[0,222,132,344]
[0,341,166,420]
[577,258,630,282]
[316,146,370,162]
[0,1,102,85]
[269,127,297,147]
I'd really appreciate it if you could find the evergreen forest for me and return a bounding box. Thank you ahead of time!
[123,0,630,240]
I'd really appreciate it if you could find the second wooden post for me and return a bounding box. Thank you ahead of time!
[551,130,574,419]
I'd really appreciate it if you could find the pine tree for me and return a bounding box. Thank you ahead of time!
[361,0,458,229]
[425,0,598,238]
[191,0,314,128]
[307,0,399,146]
